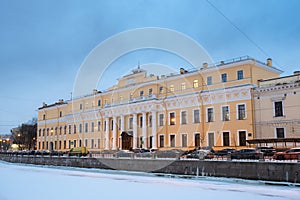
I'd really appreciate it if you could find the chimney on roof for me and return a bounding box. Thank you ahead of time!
[58,99,64,103]
[93,89,98,94]
[202,63,208,68]
[42,102,47,107]
[294,71,300,75]
[220,61,225,65]
[180,68,185,74]
[266,58,272,67]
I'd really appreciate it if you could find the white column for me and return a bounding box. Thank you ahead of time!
[121,115,125,132]
[120,115,125,150]
[152,111,157,149]
[105,118,109,150]
[133,113,137,149]
[112,116,117,150]
[142,112,147,148]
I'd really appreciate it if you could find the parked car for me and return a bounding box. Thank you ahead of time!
[68,147,89,157]
[230,148,261,159]
[273,147,300,160]
[186,149,213,159]
[256,146,276,157]
[132,148,151,154]
[214,148,236,156]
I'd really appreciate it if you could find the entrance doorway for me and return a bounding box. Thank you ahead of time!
[121,132,133,150]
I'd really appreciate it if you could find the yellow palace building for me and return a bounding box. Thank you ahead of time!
[37,56,282,152]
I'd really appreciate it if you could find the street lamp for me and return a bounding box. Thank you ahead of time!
[17,133,21,150]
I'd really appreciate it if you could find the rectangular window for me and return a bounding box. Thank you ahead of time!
[149,115,152,127]
[98,139,101,148]
[59,111,62,117]
[237,70,243,80]
[276,128,285,138]
[207,76,212,85]
[98,121,101,131]
[98,99,101,106]
[91,139,94,149]
[64,126,66,135]
[85,123,88,133]
[91,122,94,132]
[207,108,214,122]
[274,101,283,117]
[169,112,175,125]
[193,109,200,123]
[111,120,114,130]
[238,104,246,120]
[208,132,214,147]
[170,135,175,147]
[181,111,187,124]
[63,141,66,149]
[79,124,82,133]
[159,135,164,147]
[182,134,187,147]
[74,140,77,148]
[68,125,71,134]
[148,88,153,96]
[239,131,246,146]
[159,114,164,126]
[139,116,143,128]
[223,132,230,146]
[169,84,174,92]
[221,73,227,83]
[159,86,163,94]
[181,82,186,91]
[80,104,82,110]
[193,80,199,88]
[222,106,230,121]
[43,114,46,120]
[85,139,88,147]
[195,133,201,148]
[79,139,82,147]
[118,118,121,130]
[74,125,76,134]
[129,117,133,129]
[140,90,144,97]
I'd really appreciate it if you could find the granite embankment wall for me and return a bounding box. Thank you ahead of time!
[0,155,299,183]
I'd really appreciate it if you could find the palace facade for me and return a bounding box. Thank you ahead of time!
[252,71,300,148]
[37,56,283,152]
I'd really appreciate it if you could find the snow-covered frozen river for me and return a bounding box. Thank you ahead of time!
[0,161,299,200]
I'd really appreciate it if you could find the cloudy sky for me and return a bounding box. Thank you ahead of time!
[0,0,299,134]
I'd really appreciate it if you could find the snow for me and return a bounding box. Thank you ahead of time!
[0,161,299,200]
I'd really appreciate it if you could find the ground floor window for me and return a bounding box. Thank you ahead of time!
[276,128,285,138]
[149,136,153,148]
[194,133,201,148]
[170,135,175,147]
[159,135,164,148]
[91,139,94,149]
[181,134,187,147]
[239,131,246,146]
[208,132,214,147]
[223,132,230,146]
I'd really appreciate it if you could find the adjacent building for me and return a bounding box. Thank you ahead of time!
[37,56,283,152]
[252,71,300,148]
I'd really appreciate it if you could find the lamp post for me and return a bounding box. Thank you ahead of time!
[0,138,2,151]
[17,133,21,150]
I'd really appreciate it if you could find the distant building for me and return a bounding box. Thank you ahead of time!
[252,71,300,148]
[37,56,283,151]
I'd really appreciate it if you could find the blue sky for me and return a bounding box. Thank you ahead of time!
[0,0,299,134]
